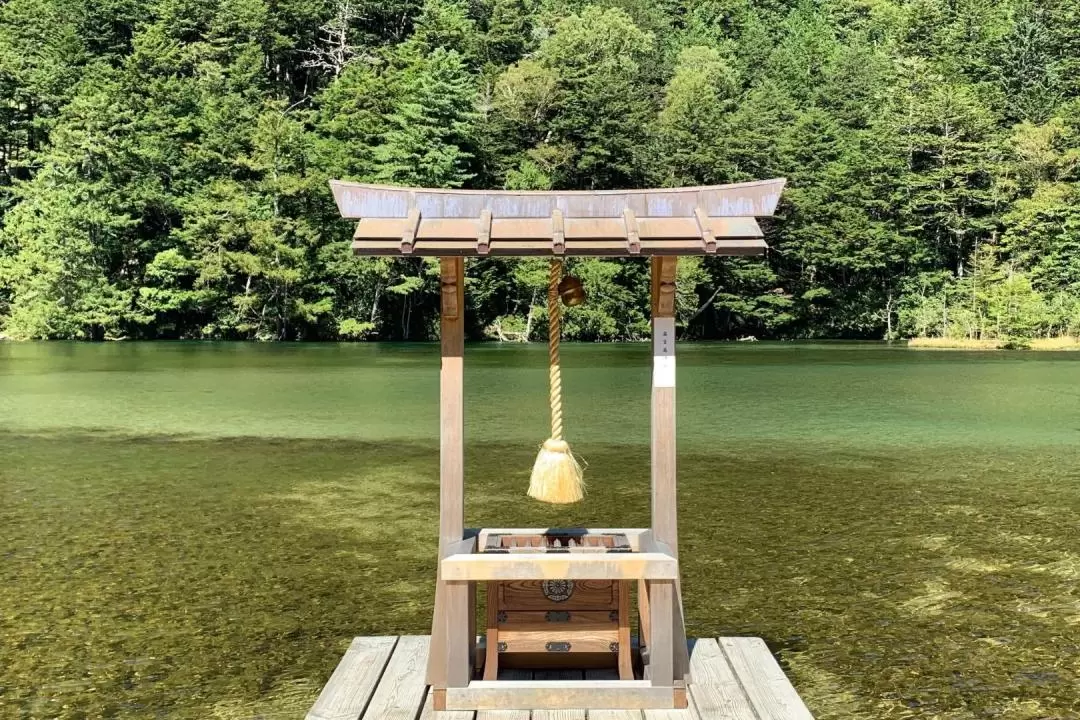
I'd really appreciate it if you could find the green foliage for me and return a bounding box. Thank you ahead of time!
[3,0,1080,342]
[375,47,477,187]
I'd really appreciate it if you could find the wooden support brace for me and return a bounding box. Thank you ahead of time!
[638,579,651,649]
[694,207,716,254]
[623,208,641,254]
[476,209,492,255]
[402,207,422,254]
[551,208,565,255]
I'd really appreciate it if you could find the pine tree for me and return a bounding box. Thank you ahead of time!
[375,48,477,187]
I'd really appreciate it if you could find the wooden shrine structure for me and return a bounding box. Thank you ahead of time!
[307,179,817,719]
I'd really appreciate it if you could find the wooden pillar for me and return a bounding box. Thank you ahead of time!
[650,256,678,548]
[649,256,691,691]
[438,256,466,554]
[427,257,471,697]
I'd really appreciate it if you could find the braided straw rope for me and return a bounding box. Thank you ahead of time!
[548,259,563,441]
[527,258,583,503]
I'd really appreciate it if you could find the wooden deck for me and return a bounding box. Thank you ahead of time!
[306,636,815,720]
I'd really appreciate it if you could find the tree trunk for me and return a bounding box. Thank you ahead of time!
[523,287,538,342]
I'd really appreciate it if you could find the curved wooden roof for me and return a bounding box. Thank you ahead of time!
[330,179,786,257]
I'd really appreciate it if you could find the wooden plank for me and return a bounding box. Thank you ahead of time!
[446,681,677,711]
[499,579,616,611]
[534,669,586,720]
[587,669,643,720]
[354,218,408,239]
[361,636,430,720]
[670,584,690,685]
[441,552,678,581]
[330,179,787,220]
[419,218,481,239]
[477,669,532,720]
[647,581,673,687]
[642,708,697,720]
[352,239,767,257]
[306,636,397,720]
[685,638,757,720]
[535,707,587,720]
[499,611,618,626]
[419,689,475,720]
[637,580,651,649]
[470,577,478,675]
[484,581,500,681]
[591,709,645,720]
[446,580,472,687]
[719,638,814,720]
[707,217,764,240]
[497,627,617,653]
[617,581,633,681]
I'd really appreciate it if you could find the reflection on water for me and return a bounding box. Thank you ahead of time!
[1,342,1078,718]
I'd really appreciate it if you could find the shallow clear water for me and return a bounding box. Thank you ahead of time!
[2,342,1078,719]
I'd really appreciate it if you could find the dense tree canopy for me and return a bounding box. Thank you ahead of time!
[1,0,1078,342]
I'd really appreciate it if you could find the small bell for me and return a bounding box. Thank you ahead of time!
[558,275,587,307]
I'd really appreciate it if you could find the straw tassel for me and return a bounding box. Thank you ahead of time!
[528,259,585,504]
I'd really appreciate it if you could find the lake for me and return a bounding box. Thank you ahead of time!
[2,342,1078,719]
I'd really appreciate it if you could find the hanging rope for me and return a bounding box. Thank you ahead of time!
[547,259,564,442]
[527,258,584,504]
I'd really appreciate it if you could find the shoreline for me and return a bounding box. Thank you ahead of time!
[908,336,1080,351]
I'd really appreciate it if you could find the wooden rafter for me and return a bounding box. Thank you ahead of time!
[476,209,492,255]
[551,208,565,255]
[623,208,641,254]
[694,207,716,254]
[401,208,421,254]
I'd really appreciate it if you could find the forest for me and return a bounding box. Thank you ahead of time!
[0,0,1078,342]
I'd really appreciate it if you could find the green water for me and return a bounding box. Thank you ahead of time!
[2,342,1079,719]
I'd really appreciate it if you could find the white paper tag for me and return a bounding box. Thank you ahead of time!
[653,317,676,387]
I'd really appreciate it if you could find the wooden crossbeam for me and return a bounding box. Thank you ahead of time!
[445,681,680,711]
